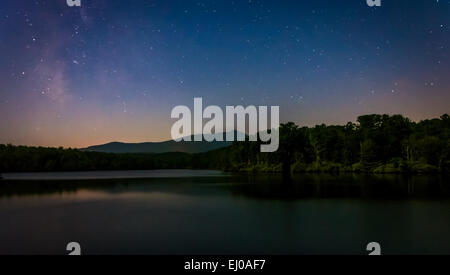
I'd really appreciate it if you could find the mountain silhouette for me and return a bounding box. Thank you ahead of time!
[81,132,244,154]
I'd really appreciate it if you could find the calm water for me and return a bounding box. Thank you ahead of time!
[0,170,449,255]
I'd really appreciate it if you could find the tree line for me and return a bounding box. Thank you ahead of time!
[192,114,450,174]
[0,146,191,173]
[0,114,449,174]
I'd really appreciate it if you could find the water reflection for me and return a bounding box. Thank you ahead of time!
[230,173,450,200]
[0,172,448,200]
[0,171,449,254]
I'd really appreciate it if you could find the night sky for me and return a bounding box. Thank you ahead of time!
[0,0,449,148]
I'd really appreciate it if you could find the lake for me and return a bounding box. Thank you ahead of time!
[0,170,449,255]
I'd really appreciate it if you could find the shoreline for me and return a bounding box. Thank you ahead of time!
[0,169,226,181]
[0,167,447,182]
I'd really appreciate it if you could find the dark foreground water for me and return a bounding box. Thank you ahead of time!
[0,170,449,255]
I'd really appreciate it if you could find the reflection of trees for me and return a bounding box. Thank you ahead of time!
[0,173,448,199]
[229,174,449,200]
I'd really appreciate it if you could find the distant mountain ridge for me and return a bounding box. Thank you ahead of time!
[81,132,240,154]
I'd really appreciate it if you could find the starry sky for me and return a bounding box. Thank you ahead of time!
[0,0,449,148]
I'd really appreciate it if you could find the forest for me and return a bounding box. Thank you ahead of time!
[192,114,450,174]
[0,114,449,174]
